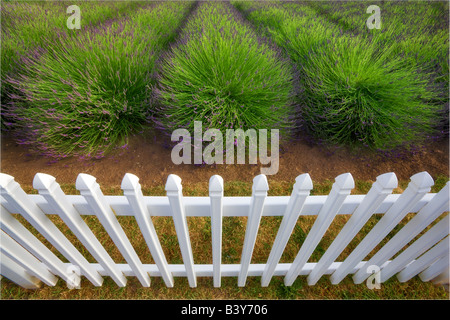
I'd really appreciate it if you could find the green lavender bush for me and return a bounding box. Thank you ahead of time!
[234,1,440,151]
[5,1,193,159]
[155,1,296,141]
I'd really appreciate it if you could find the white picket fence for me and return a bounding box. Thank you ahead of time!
[0,171,448,289]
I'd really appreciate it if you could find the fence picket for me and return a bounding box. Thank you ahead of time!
[0,173,104,286]
[33,173,127,287]
[209,175,224,288]
[330,172,434,285]
[76,173,150,287]
[307,172,398,286]
[396,237,449,283]
[0,253,41,289]
[380,215,449,283]
[166,174,196,287]
[1,229,57,286]
[352,182,449,284]
[261,173,313,287]
[121,173,174,287]
[1,207,70,282]
[238,174,269,287]
[284,173,354,286]
[419,253,449,282]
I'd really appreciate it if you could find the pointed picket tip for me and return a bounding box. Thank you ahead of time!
[0,173,15,189]
[334,173,355,190]
[209,175,224,193]
[409,171,434,191]
[165,174,182,192]
[293,173,313,191]
[375,172,398,190]
[75,173,98,191]
[121,173,140,191]
[33,173,57,190]
[252,174,269,192]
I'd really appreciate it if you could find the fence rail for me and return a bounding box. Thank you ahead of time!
[0,171,448,289]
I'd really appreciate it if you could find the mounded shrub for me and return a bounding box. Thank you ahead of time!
[154,1,296,142]
[6,2,193,159]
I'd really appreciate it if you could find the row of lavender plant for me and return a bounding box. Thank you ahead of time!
[1,0,146,129]
[5,1,194,159]
[232,0,440,152]
[154,1,296,143]
[306,0,449,135]
[1,0,141,80]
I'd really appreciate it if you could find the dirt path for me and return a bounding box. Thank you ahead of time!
[1,131,448,189]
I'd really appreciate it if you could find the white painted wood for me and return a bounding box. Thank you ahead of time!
[238,174,269,287]
[284,173,355,286]
[34,173,127,287]
[0,229,57,286]
[397,237,449,283]
[74,261,374,278]
[209,175,224,288]
[165,174,196,287]
[331,172,434,285]
[261,173,313,287]
[430,264,449,286]
[379,215,449,283]
[1,193,435,218]
[1,206,70,282]
[76,173,150,287]
[307,172,398,286]
[0,253,41,289]
[121,173,174,287]
[0,173,103,286]
[352,183,449,284]
[419,254,449,282]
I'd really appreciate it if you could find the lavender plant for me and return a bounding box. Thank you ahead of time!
[234,1,440,151]
[1,0,138,79]
[1,0,142,129]
[307,0,449,137]
[6,1,193,159]
[154,1,296,141]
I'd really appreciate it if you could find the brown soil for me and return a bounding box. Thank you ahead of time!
[1,132,448,189]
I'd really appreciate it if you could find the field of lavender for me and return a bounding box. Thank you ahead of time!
[1,0,448,160]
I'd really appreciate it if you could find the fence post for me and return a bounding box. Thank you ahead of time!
[238,174,269,287]
[284,173,354,286]
[76,173,151,287]
[166,174,197,287]
[1,206,70,283]
[209,175,224,288]
[33,173,127,287]
[0,173,104,287]
[121,173,174,288]
[0,253,41,289]
[307,172,398,286]
[261,173,313,287]
[397,237,449,283]
[352,182,449,284]
[380,215,449,283]
[1,229,57,286]
[331,171,434,285]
